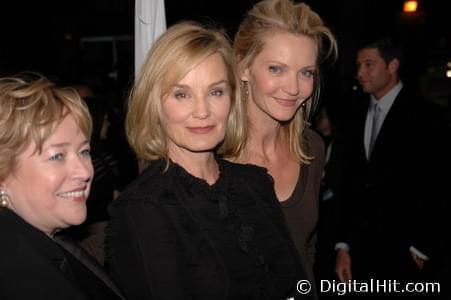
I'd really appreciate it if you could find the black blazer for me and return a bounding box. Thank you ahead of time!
[106,157,312,300]
[339,86,449,261]
[0,209,124,300]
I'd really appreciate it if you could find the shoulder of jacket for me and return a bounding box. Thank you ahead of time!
[112,163,174,208]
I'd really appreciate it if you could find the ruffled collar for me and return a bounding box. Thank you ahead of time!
[167,156,256,255]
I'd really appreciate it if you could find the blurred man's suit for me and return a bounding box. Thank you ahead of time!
[338,85,449,279]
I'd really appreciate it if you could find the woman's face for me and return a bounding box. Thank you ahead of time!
[3,114,93,236]
[242,32,317,123]
[161,53,231,158]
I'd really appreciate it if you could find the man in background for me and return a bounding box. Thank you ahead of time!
[335,37,449,284]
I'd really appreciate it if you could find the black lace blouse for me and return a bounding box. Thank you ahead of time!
[106,157,312,300]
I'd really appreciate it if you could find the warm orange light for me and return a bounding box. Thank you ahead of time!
[403,1,418,13]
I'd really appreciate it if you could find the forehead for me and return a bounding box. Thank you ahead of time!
[357,48,382,63]
[39,115,86,151]
[257,32,317,66]
[177,53,228,85]
[16,115,85,161]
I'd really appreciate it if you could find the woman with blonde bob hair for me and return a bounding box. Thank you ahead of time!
[106,21,310,299]
[233,0,338,290]
[126,21,246,163]
[0,76,123,299]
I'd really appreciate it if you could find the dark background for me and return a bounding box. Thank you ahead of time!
[0,0,449,111]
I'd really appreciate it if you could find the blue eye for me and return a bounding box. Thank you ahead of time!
[49,153,64,161]
[80,148,91,157]
[211,89,224,97]
[174,91,187,99]
[300,69,315,78]
[269,66,282,74]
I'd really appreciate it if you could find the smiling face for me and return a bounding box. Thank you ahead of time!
[241,31,317,123]
[161,53,231,159]
[3,114,93,236]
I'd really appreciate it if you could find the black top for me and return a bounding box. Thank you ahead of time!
[106,157,312,300]
[0,209,123,300]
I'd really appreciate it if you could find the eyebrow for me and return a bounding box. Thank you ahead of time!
[300,65,317,70]
[173,79,228,90]
[267,60,316,69]
[44,140,90,150]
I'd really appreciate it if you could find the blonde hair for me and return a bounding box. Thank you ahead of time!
[234,0,337,163]
[0,76,92,182]
[127,21,246,163]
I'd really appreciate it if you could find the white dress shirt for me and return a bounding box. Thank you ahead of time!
[364,81,403,159]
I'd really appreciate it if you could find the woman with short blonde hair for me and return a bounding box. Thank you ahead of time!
[0,76,123,299]
[0,76,91,181]
[127,21,246,163]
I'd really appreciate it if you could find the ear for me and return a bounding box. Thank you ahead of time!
[240,67,250,82]
[388,58,400,74]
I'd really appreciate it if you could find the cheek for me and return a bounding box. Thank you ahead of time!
[163,109,188,124]
[23,166,59,194]
[161,105,189,132]
[20,172,61,211]
[218,99,232,121]
[38,172,64,197]
[254,74,278,95]
[86,162,94,181]
[301,80,315,97]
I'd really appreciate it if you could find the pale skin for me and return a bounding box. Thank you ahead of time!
[335,47,424,282]
[240,31,317,201]
[2,114,93,237]
[161,53,231,185]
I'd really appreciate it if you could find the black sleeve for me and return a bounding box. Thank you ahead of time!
[0,241,88,300]
[106,200,187,300]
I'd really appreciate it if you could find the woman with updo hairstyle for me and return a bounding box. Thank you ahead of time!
[0,76,123,299]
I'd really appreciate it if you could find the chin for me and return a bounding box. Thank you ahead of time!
[186,139,222,153]
[189,146,217,153]
[272,112,297,123]
[66,207,87,226]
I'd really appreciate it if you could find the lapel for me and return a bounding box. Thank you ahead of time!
[369,88,409,161]
[53,235,125,300]
[354,97,370,162]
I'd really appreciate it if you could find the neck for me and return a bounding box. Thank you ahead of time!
[244,98,290,162]
[373,78,399,100]
[169,149,219,185]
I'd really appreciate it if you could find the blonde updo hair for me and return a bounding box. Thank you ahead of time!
[126,21,246,163]
[0,76,92,182]
[234,0,337,163]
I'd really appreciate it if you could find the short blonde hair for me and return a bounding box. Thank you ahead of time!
[234,0,337,163]
[127,21,246,162]
[0,76,92,182]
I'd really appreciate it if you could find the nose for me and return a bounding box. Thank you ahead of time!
[192,96,210,119]
[283,73,300,96]
[72,156,93,183]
